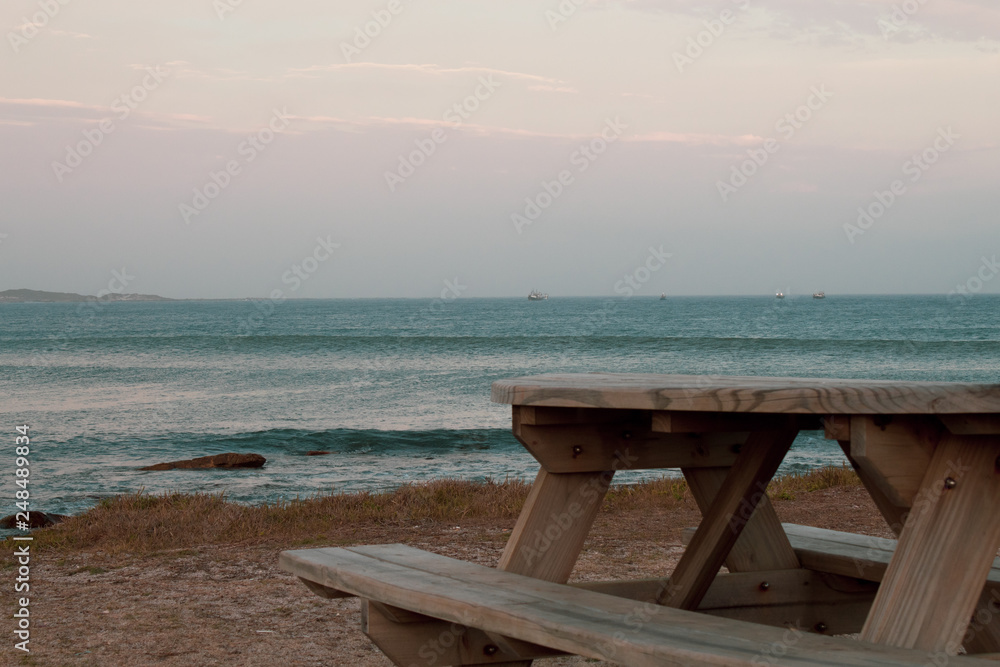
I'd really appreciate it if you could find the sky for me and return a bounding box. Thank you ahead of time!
[1,0,998,298]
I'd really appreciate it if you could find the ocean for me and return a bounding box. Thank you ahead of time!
[2,295,998,523]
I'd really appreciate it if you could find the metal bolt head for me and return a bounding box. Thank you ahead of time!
[483,644,499,656]
[759,581,770,591]
[622,431,632,439]
[571,445,583,456]
[944,477,957,490]
[815,622,828,633]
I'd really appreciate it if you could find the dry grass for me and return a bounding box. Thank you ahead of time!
[4,466,860,556]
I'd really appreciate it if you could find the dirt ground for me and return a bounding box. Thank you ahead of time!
[2,486,891,667]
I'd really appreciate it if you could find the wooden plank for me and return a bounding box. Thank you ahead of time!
[849,415,941,507]
[837,441,908,537]
[940,415,1000,435]
[496,468,611,582]
[682,523,1000,586]
[281,543,998,666]
[362,598,558,665]
[516,405,646,426]
[683,466,801,572]
[659,429,799,609]
[575,569,877,635]
[516,423,744,473]
[298,576,351,598]
[824,415,851,441]
[860,434,1000,653]
[653,411,821,433]
[491,373,1000,415]
[689,523,1000,653]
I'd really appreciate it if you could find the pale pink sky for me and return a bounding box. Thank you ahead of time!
[1,0,997,297]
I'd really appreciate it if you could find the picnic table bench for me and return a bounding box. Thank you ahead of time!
[280,373,1000,665]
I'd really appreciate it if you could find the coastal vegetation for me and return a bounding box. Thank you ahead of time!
[5,466,860,556]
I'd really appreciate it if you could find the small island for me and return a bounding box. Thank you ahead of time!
[0,289,172,303]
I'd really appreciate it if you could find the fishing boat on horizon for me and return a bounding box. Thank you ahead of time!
[528,290,548,301]
[813,292,826,299]
[776,292,785,299]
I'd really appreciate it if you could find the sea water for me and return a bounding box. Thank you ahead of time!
[1,295,998,519]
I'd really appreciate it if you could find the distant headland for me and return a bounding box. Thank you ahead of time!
[0,289,172,303]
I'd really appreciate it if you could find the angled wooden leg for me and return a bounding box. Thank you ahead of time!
[498,467,613,581]
[837,440,909,536]
[659,429,798,609]
[683,465,800,573]
[494,466,614,666]
[860,434,1000,653]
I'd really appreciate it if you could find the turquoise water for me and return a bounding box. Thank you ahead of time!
[1,295,998,518]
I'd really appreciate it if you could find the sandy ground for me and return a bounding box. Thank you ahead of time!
[2,486,891,667]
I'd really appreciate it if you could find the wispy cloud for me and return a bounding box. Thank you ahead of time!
[286,62,564,84]
[619,0,1000,43]
[0,97,210,128]
[527,84,579,94]
[627,130,762,146]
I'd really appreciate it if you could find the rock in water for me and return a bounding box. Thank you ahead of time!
[305,450,331,456]
[140,453,266,471]
[0,511,68,529]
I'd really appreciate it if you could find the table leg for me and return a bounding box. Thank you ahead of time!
[860,434,1000,653]
[498,467,614,581]
[659,429,798,609]
[494,467,614,666]
[683,466,800,572]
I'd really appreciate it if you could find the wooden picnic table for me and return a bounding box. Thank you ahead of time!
[281,373,1000,666]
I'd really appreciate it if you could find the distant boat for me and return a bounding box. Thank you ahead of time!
[813,292,826,299]
[660,293,667,300]
[528,290,548,301]
[776,292,785,299]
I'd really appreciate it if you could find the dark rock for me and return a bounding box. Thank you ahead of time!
[0,511,68,529]
[305,451,331,456]
[139,453,266,471]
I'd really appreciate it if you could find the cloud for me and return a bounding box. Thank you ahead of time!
[0,98,210,128]
[286,62,564,85]
[627,130,762,146]
[527,84,579,94]
[618,0,1000,43]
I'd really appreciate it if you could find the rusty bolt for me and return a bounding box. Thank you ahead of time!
[571,445,583,457]
[815,622,828,633]
[759,581,770,591]
[944,477,957,490]
[483,644,499,656]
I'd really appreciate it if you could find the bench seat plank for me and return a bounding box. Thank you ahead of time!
[280,544,996,666]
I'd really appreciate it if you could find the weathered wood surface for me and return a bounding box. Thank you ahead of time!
[683,466,801,572]
[496,468,611,582]
[848,416,941,507]
[515,423,746,473]
[860,435,1000,653]
[491,374,1000,415]
[362,599,560,665]
[576,569,877,636]
[280,543,998,666]
[658,430,798,609]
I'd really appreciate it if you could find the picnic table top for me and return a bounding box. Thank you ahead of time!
[491,372,1000,414]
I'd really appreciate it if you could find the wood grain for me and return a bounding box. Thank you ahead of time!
[491,373,1000,415]
[281,543,999,666]
[860,434,1000,653]
[496,468,611,582]
[659,429,798,609]
[683,466,801,572]
[848,416,941,507]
